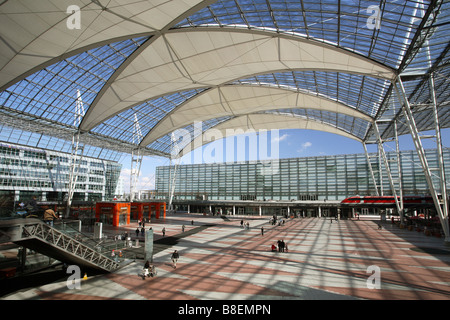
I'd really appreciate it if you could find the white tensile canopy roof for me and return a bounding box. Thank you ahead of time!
[0,0,448,160]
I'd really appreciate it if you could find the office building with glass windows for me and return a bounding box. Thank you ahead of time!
[0,142,122,206]
[156,148,450,206]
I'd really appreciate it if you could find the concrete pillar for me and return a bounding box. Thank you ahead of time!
[94,222,102,239]
[145,229,154,262]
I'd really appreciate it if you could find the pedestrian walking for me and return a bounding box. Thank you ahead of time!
[135,228,140,237]
[162,227,166,236]
[261,226,264,235]
[171,250,179,269]
[280,240,285,252]
[43,207,58,226]
[182,225,185,233]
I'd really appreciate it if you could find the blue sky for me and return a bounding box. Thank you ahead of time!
[119,128,450,192]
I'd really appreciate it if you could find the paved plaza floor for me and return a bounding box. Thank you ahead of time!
[2,214,450,300]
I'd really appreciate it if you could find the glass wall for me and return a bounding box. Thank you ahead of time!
[156,149,450,201]
[0,142,122,202]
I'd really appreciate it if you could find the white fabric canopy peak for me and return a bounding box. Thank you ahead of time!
[0,0,447,159]
[141,84,373,147]
[0,0,205,91]
[80,28,395,131]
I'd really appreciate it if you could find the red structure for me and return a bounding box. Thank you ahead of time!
[96,201,166,226]
[154,202,166,219]
[95,202,130,227]
[341,195,435,208]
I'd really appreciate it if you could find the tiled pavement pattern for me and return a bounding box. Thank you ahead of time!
[3,214,450,300]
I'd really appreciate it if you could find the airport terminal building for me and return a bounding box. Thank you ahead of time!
[155,148,450,216]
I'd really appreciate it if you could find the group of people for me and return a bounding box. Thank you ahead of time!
[141,260,157,279]
[271,240,288,252]
[138,218,149,228]
[140,249,179,279]
[240,219,250,230]
[269,217,287,226]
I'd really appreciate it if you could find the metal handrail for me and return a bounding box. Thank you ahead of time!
[52,220,129,257]
[20,221,121,272]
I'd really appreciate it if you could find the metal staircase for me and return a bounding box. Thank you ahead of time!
[0,218,122,272]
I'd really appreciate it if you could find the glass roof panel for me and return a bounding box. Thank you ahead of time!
[92,89,206,145]
[0,0,448,160]
[259,108,370,140]
[147,116,233,154]
[0,37,148,128]
[175,0,428,68]
[233,71,390,118]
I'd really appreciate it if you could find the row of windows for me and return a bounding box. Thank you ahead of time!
[156,150,449,199]
[0,178,106,189]
[0,148,108,168]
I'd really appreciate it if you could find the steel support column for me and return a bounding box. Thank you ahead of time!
[395,77,450,242]
[429,73,449,238]
[394,119,404,217]
[168,132,181,214]
[363,142,380,196]
[373,121,404,223]
[66,90,85,218]
[130,114,143,202]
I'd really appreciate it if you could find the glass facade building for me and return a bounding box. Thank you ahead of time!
[156,149,450,202]
[0,142,122,204]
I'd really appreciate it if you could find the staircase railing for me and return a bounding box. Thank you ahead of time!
[19,220,121,272]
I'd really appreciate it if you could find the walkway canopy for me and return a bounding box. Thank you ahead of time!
[0,0,448,160]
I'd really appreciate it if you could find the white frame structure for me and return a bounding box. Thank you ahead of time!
[395,76,450,242]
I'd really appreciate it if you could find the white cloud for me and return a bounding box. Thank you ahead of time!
[120,169,155,192]
[297,141,312,153]
[302,141,312,148]
[272,133,289,143]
